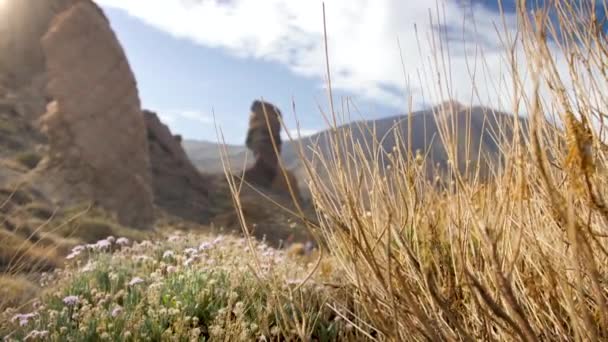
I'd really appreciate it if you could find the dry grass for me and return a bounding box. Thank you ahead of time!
[0,275,39,311]
[258,1,608,340]
[216,1,608,341]
[0,229,61,274]
[3,0,608,340]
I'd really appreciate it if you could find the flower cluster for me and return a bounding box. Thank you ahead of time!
[1,232,349,341]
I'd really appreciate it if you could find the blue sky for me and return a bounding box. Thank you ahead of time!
[94,0,591,144]
[100,5,395,145]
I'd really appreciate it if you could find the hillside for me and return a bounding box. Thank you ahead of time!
[185,103,528,195]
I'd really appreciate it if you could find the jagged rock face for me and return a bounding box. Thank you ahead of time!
[38,2,154,229]
[243,100,302,201]
[144,110,211,223]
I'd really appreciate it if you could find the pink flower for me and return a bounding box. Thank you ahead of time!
[71,245,85,253]
[184,248,198,256]
[24,330,48,340]
[62,295,79,306]
[128,277,144,286]
[65,251,81,260]
[116,237,130,246]
[198,242,213,251]
[11,313,37,326]
[184,257,197,266]
[96,239,112,249]
[111,306,123,317]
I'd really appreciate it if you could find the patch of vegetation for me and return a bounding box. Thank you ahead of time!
[24,202,54,220]
[0,275,39,312]
[14,151,42,170]
[47,204,152,244]
[3,1,608,340]
[0,233,357,341]
[0,229,60,275]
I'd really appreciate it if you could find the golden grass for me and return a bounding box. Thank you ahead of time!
[2,0,607,340]
[221,0,608,340]
[0,275,39,311]
[0,229,60,274]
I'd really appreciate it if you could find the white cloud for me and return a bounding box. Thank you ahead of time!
[159,109,215,125]
[96,0,593,116]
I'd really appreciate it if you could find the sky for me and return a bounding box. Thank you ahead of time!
[92,0,602,145]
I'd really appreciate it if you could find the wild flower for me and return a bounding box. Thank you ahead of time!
[304,241,314,254]
[106,236,116,244]
[168,235,180,242]
[184,247,198,256]
[128,277,144,286]
[24,329,49,341]
[183,257,197,266]
[116,237,130,246]
[198,242,213,251]
[167,266,177,274]
[96,239,112,249]
[111,306,123,318]
[11,313,37,327]
[213,236,224,245]
[62,295,79,306]
[88,239,112,251]
[162,250,175,259]
[65,251,80,260]
[71,245,85,253]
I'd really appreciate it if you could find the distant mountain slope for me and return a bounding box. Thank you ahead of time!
[182,140,250,174]
[184,104,528,194]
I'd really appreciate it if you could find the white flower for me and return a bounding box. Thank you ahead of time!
[183,257,197,266]
[162,250,175,259]
[111,305,123,317]
[198,242,213,251]
[116,237,130,246]
[63,295,79,306]
[87,239,112,251]
[24,329,48,341]
[184,248,198,256]
[65,251,81,260]
[11,313,37,326]
[96,239,112,249]
[106,236,116,244]
[128,277,144,286]
[168,235,180,242]
[71,245,85,253]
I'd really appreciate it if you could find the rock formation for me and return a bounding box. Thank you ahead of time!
[0,0,81,121]
[242,100,302,201]
[144,110,211,223]
[38,1,154,229]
